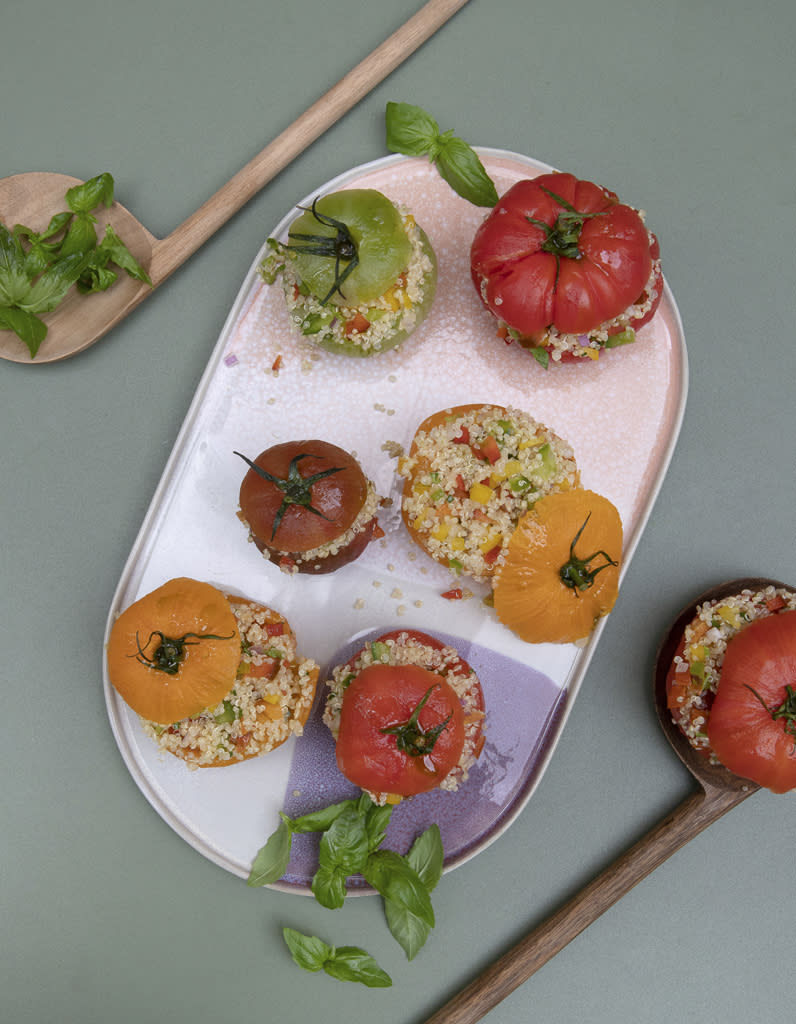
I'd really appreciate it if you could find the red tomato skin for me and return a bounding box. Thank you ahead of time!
[470,173,657,336]
[336,663,466,796]
[708,611,796,793]
[238,439,368,555]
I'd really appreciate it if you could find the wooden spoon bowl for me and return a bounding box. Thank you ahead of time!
[0,0,470,364]
[422,577,793,1024]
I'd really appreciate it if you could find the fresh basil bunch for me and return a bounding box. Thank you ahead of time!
[0,173,151,357]
[385,101,498,208]
[248,792,445,985]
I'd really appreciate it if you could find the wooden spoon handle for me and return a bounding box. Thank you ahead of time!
[148,0,470,284]
[423,783,754,1024]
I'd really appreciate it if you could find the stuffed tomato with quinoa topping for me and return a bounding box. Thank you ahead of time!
[323,629,486,805]
[106,578,319,769]
[470,172,662,366]
[235,439,383,574]
[259,188,437,357]
[399,403,579,582]
[665,584,796,792]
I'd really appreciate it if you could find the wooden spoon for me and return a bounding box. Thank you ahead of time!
[0,0,470,365]
[423,577,793,1024]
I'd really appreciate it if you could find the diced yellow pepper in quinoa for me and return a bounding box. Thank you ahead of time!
[717,604,743,628]
[469,482,495,504]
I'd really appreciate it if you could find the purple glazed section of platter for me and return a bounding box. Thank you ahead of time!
[277,629,566,892]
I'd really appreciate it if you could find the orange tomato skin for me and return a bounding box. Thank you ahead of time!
[492,489,622,644]
[707,611,796,793]
[107,578,241,724]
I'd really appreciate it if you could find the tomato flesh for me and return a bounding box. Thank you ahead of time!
[707,611,796,793]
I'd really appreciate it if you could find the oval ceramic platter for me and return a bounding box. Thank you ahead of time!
[103,150,688,893]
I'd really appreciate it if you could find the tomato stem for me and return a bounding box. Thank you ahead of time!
[559,512,618,594]
[281,197,359,303]
[380,684,453,761]
[234,450,344,540]
[526,186,606,287]
[132,630,233,675]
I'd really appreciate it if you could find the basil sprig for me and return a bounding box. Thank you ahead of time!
[385,101,498,208]
[0,172,151,358]
[282,928,392,988]
[249,792,445,978]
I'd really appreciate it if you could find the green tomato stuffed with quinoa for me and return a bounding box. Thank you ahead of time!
[260,188,437,357]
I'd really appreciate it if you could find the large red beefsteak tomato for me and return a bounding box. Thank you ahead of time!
[470,172,662,363]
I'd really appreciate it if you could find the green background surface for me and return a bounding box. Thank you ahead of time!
[2,1,794,1021]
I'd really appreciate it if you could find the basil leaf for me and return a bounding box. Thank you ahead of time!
[318,806,370,876]
[18,252,90,313]
[23,240,52,279]
[323,946,392,988]
[364,803,393,853]
[383,897,431,961]
[247,817,292,887]
[363,849,434,928]
[66,172,115,213]
[96,224,152,285]
[78,256,118,295]
[435,135,499,208]
[385,101,498,208]
[0,306,48,357]
[406,824,444,891]
[282,927,331,972]
[283,929,392,987]
[0,223,30,304]
[59,212,98,258]
[287,798,357,834]
[385,101,440,156]
[311,863,348,909]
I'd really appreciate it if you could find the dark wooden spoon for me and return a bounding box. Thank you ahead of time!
[422,577,792,1024]
[0,0,470,364]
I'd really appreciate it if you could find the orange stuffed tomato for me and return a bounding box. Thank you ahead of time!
[322,629,485,804]
[665,585,796,791]
[470,172,662,366]
[236,439,382,574]
[106,577,319,768]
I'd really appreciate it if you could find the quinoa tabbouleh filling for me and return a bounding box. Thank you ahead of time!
[531,246,661,362]
[142,598,318,768]
[323,631,485,805]
[260,205,435,356]
[668,585,796,760]
[400,405,579,581]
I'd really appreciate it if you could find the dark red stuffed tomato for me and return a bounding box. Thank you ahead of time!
[707,611,796,794]
[235,439,381,574]
[470,172,662,365]
[326,629,486,800]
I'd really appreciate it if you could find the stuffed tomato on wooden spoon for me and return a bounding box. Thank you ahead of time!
[665,583,796,792]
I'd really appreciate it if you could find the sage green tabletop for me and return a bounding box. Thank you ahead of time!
[2,1,794,1021]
